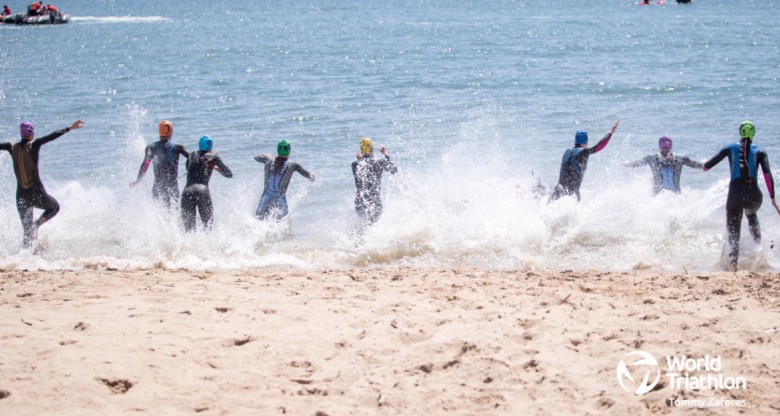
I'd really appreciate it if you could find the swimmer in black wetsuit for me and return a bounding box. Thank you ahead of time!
[130,120,189,209]
[352,137,397,225]
[549,120,620,202]
[624,135,702,195]
[180,136,233,232]
[703,121,780,271]
[1,119,85,247]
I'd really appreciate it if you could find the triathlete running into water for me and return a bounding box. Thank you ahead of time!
[130,120,189,209]
[703,121,780,271]
[1,119,84,247]
[254,140,315,220]
[624,135,702,195]
[181,136,233,232]
[549,120,620,202]
[352,137,397,224]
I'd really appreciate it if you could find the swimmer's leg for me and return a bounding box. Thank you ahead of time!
[726,208,743,271]
[201,194,214,230]
[181,191,197,232]
[745,209,761,244]
[16,195,36,247]
[256,193,273,220]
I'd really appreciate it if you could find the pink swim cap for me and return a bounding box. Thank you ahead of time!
[20,120,35,137]
[658,136,672,151]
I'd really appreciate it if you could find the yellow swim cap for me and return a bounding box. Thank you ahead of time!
[159,120,173,137]
[360,137,373,154]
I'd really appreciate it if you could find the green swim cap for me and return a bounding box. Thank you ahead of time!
[277,140,291,156]
[739,121,755,140]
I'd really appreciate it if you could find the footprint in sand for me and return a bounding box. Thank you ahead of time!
[96,378,133,394]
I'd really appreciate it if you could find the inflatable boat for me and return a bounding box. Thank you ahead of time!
[1,12,70,24]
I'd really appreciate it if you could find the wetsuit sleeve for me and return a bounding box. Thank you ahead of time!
[294,163,314,180]
[135,144,155,180]
[587,133,612,155]
[213,156,233,178]
[32,128,69,150]
[680,155,703,169]
[177,144,189,159]
[625,155,651,168]
[382,156,398,174]
[0,142,11,154]
[703,147,729,171]
[255,154,272,164]
[758,150,775,199]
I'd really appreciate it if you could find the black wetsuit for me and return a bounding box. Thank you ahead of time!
[626,153,702,194]
[704,139,775,269]
[138,140,189,208]
[352,154,397,224]
[1,128,69,246]
[181,151,232,232]
[549,133,613,202]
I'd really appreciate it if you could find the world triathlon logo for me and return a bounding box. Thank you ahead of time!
[616,351,661,395]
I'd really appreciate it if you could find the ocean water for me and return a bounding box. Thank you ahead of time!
[1,0,780,271]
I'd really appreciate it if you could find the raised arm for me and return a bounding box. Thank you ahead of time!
[212,156,233,178]
[0,142,11,154]
[33,120,84,148]
[379,146,398,174]
[254,154,273,164]
[702,147,729,171]
[589,120,620,155]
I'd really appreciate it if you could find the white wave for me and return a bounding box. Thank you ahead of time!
[70,16,171,24]
[2,104,779,273]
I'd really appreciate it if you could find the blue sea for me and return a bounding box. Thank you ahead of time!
[1,0,779,271]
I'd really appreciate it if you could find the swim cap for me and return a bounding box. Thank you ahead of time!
[739,121,755,140]
[20,120,34,137]
[360,137,374,154]
[159,120,173,137]
[575,131,588,145]
[658,136,672,151]
[277,140,291,157]
[199,135,213,151]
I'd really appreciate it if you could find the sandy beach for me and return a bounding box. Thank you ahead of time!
[0,267,778,415]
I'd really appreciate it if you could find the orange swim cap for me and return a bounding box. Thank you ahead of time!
[159,120,173,137]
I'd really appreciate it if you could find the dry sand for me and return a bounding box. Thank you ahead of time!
[0,267,778,415]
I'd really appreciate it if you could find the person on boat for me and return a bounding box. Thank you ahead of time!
[2,5,11,16]
[1,119,85,247]
[130,120,190,209]
[703,121,780,271]
[624,135,702,195]
[549,120,620,202]
[180,136,233,232]
[254,140,315,221]
[27,2,41,16]
[352,137,397,224]
[46,4,58,14]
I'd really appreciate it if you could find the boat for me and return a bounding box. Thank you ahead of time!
[2,12,70,24]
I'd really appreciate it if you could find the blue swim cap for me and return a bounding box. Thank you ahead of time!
[575,131,588,145]
[199,135,213,151]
